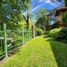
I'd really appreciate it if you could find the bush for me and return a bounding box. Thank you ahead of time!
[48,27,67,41]
[36,28,43,36]
[44,30,50,35]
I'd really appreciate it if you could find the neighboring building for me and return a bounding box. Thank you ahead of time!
[55,7,67,27]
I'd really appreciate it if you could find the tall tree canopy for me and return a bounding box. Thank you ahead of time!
[36,8,49,19]
[36,15,49,30]
[36,8,49,30]
[0,0,30,29]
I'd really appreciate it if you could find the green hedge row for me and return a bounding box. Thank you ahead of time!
[48,27,67,41]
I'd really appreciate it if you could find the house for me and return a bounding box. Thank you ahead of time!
[55,7,67,27]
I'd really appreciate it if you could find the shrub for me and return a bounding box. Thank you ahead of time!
[36,28,43,36]
[48,27,67,41]
[45,30,50,35]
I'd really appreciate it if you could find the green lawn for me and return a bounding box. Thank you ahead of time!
[0,37,67,67]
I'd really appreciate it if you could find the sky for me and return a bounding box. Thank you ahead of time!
[30,0,64,19]
[31,0,64,12]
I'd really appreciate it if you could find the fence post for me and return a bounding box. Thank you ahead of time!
[4,23,8,57]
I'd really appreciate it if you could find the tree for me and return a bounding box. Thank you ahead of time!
[36,15,49,30]
[62,11,67,23]
[23,11,30,29]
[23,0,39,29]
[36,8,49,19]
[64,0,67,7]
[0,0,30,30]
[36,8,49,31]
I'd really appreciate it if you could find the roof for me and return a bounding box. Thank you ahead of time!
[55,7,67,16]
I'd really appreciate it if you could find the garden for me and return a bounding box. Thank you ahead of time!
[0,0,67,67]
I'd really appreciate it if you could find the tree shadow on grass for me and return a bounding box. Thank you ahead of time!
[46,39,67,67]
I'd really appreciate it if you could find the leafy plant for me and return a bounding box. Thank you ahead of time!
[48,27,67,41]
[62,11,67,23]
[36,28,43,36]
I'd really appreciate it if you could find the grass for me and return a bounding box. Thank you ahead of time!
[0,37,67,67]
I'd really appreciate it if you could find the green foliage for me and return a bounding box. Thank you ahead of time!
[65,0,67,7]
[62,11,67,23]
[45,30,50,35]
[36,15,49,30]
[48,27,67,41]
[48,28,61,39]
[36,8,49,18]
[12,32,23,46]
[36,28,43,36]
[7,29,32,47]
[35,8,49,30]
[0,0,31,26]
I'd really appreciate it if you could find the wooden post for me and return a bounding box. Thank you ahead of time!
[4,23,8,57]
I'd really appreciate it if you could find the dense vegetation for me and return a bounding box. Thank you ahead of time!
[36,8,49,31]
[0,0,31,29]
[62,11,67,23]
[48,27,67,42]
[36,28,44,36]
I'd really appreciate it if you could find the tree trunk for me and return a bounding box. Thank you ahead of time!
[26,13,29,29]
[23,11,29,29]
